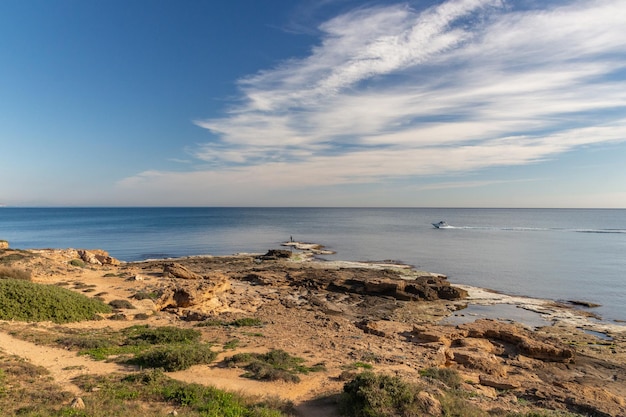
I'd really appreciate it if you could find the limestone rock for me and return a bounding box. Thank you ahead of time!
[460,319,575,363]
[453,349,506,376]
[78,249,120,266]
[479,374,521,390]
[0,240,9,249]
[163,262,203,280]
[155,272,230,314]
[70,397,85,409]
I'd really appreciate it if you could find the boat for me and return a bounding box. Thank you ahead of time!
[432,221,451,229]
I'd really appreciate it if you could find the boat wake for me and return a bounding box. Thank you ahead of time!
[433,225,626,234]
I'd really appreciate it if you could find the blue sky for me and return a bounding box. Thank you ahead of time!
[1,0,625,207]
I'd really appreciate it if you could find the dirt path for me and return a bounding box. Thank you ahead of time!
[0,328,341,416]
[0,328,130,395]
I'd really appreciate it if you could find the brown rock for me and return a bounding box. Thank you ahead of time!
[460,319,575,363]
[70,397,85,409]
[452,348,506,376]
[155,272,230,313]
[0,240,9,249]
[479,374,521,390]
[163,262,203,280]
[78,249,120,266]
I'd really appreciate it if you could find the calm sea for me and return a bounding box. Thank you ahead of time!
[1,207,625,323]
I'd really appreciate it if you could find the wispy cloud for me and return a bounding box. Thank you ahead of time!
[120,0,626,204]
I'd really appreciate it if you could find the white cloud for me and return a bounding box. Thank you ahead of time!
[121,0,626,205]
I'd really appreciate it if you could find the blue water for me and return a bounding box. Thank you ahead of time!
[1,207,625,323]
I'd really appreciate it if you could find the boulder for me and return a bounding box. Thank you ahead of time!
[78,249,120,266]
[70,397,85,409]
[155,272,230,314]
[452,349,506,376]
[0,240,9,249]
[460,320,575,363]
[479,374,521,390]
[163,262,203,280]
[258,249,292,260]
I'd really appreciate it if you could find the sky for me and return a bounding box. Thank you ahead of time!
[1,0,625,207]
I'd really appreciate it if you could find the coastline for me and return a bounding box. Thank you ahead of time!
[1,243,626,416]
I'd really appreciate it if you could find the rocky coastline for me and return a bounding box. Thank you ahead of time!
[1,242,625,416]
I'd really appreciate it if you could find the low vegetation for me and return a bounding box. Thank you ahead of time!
[340,371,585,417]
[56,325,216,372]
[0,278,112,323]
[196,317,264,327]
[0,250,34,265]
[0,266,31,281]
[108,299,135,309]
[0,352,72,416]
[69,259,86,267]
[419,366,462,389]
[131,290,159,300]
[0,355,292,417]
[129,342,216,372]
[341,371,431,417]
[225,349,325,383]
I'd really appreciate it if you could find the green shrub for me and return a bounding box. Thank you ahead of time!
[223,339,240,350]
[196,317,263,327]
[57,336,114,350]
[341,371,422,417]
[108,313,127,321]
[124,325,201,345]
[419,367,462,389]
[0,266,31,280]
[225,349,325,383]
[129,342,217,371]
[0,279,112,323]
[108,299,135,309]
[231,317,263,327]
[72,370,291,416]
[131,291,159,300]
[69,259,86,267]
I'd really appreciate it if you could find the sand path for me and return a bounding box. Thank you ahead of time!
[0,328,130,395]
[0,328,340,416]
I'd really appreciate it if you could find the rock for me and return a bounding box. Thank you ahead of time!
[568,300,601,308]
[356,320,388,338]
[0,240,9,249]
[479,374,521,390]
[78,249,102,265]
[460,319,575,363]
[258,249,292,260]
[452,349,506,376]
[416,391,442,416]
[163,262,203,280]
[70,397,85,409]
[155,272,230,314]
[78,249,120,266]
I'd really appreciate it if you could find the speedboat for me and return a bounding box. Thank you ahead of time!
[432,221,451,229]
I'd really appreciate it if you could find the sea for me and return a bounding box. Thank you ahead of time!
[1,207,625,323]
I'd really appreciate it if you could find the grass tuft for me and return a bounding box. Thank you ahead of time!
[225,349,325,383]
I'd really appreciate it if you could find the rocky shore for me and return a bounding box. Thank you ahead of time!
[1,243,625,416]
